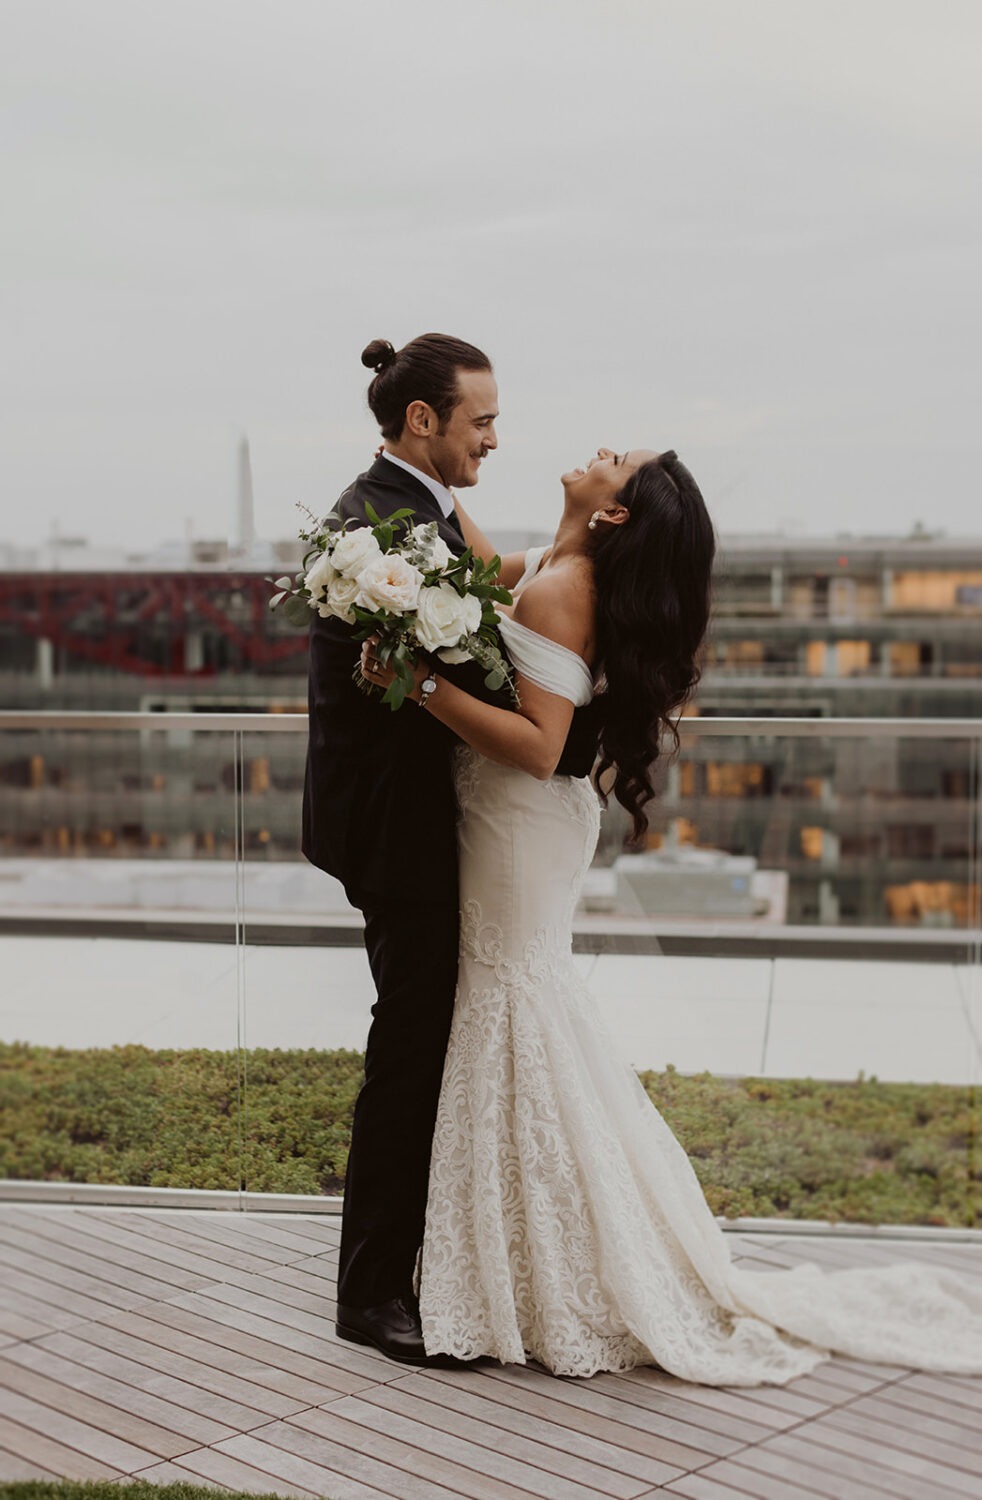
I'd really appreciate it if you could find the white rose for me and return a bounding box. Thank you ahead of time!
[408,524,453,571]
[304,549,337,605]
[356,553,424,614]
[414,582,482,653]
[436,645,473,664]
[331,528,382,579]
[325,572,361,624]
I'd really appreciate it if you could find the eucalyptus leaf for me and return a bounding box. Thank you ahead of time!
[284,594,314,627]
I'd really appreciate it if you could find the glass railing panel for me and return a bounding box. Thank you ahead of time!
[1,713,978,1230]
[579,721,982,1229]
[233,725,369,1202]
[0,716,244,1196]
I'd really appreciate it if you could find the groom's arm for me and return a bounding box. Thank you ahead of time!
[451,494,535,590]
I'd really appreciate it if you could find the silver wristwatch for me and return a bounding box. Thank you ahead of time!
[419,675,438,707]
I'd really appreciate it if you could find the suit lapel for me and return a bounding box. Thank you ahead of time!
[365,457,466,548]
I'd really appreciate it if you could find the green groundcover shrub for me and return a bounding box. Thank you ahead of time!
[0,1042,977,1227]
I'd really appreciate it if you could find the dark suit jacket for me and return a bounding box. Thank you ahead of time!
[302,456,601,905]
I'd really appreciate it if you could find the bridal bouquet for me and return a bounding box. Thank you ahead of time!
[270,505,517,710]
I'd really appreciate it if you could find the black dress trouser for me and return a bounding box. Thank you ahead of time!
[337,897,460,1309]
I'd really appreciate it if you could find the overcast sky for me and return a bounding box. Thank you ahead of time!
[2,0,980,551]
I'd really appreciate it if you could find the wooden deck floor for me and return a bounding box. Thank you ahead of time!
[0,1206,980,1499]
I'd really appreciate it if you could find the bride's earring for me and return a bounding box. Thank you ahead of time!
[588,511,601,531]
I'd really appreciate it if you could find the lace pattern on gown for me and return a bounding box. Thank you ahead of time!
[418,560,982,1385]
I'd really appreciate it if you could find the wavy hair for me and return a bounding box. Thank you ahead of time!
[591,451,715,840]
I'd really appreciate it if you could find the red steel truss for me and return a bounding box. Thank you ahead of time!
[0,572,307,676]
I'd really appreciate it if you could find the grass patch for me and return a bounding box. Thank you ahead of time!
[0,1042,977,1227]
[642,1065,979,1227]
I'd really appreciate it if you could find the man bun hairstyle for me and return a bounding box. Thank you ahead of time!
[361,339,397,374]
[361,332,493,440]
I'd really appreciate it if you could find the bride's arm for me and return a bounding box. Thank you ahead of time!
[451,493,542,589]
[365,574,588,780]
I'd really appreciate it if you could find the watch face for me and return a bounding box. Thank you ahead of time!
[421,677,437,695]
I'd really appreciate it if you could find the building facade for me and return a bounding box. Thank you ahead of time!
[1,530,979,927]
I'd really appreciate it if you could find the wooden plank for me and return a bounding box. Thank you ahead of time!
[128,1459,233,1491]
[845,1387,982,1451]
[873,1374,982,1434]
[683,1452,856,1500]
[610,1365,824,1424]
[0,1302,57,1342]
[0,1234,181,1309]
[28,1329,291,1433]
[203,1264,338,1321]
[135,1447,323,1496]
[784,1360,891,1397]
[217,1428,446,1500]
[480,1364,742,1458]
[137,1211,329,1263]
[766,1429,971,1500]
[287,1404,604,1500]
[0,1388,171,1475]
[132,1300,378,1398]
[4,1205,247,1287]
[236,1213,341,1248]
[424,1363,713,1470]
[728,1437,917,1500]
[580,1370,779,1444]
[263,1257,339,1290]
[0,1211,215,1295]
[382,1369,682,1492]
[50,1317,313,1420]
[0,1267,129,1325]
[822,1404,982,1483]
[0,1412,125,1483]
[84,1210,289,1275]
[0,1449,63,1482]
[899,1370,982,1415]
[351,1377,658,1498]
[158,1283,397,1384]
[663,1473,764,1499]
[1,1342,239,1448]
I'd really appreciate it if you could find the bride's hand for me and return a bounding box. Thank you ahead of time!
[360,637,428,702]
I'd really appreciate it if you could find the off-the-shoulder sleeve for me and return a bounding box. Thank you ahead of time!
[498,615,594,707]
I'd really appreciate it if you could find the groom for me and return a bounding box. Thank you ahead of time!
[302,333,499,1364]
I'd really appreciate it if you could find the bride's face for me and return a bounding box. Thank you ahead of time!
[561,447,657,511]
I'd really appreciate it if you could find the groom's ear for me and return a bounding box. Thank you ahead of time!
[405,400,437,438]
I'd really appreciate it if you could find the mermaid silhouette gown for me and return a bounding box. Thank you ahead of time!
[418,549,982,1385]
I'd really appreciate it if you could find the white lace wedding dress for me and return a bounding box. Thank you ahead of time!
[419,551,982,1386]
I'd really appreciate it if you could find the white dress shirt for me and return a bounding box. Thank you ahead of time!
[381,450,456,519]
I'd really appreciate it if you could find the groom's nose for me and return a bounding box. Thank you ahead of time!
[483,424,498,451]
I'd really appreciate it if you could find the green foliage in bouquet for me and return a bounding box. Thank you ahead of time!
[269,504,517,711]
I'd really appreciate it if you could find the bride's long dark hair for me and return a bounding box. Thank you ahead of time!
[591,451,715,840]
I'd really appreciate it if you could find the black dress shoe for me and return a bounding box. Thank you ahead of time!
[336,1295,482,1368]
[335,1295,429,1364]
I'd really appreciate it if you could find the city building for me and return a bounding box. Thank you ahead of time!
[1,527,979,928]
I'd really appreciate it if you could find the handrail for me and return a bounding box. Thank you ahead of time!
[0,710,981,739]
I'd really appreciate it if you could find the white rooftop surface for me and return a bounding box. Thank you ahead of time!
[1,934,978,1086]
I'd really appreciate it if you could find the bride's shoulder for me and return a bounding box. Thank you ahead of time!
[512,558,594,653]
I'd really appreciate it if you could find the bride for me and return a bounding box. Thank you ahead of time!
[360,446,982,1387]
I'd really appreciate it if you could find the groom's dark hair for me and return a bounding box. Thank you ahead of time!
[361,333,493,440]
